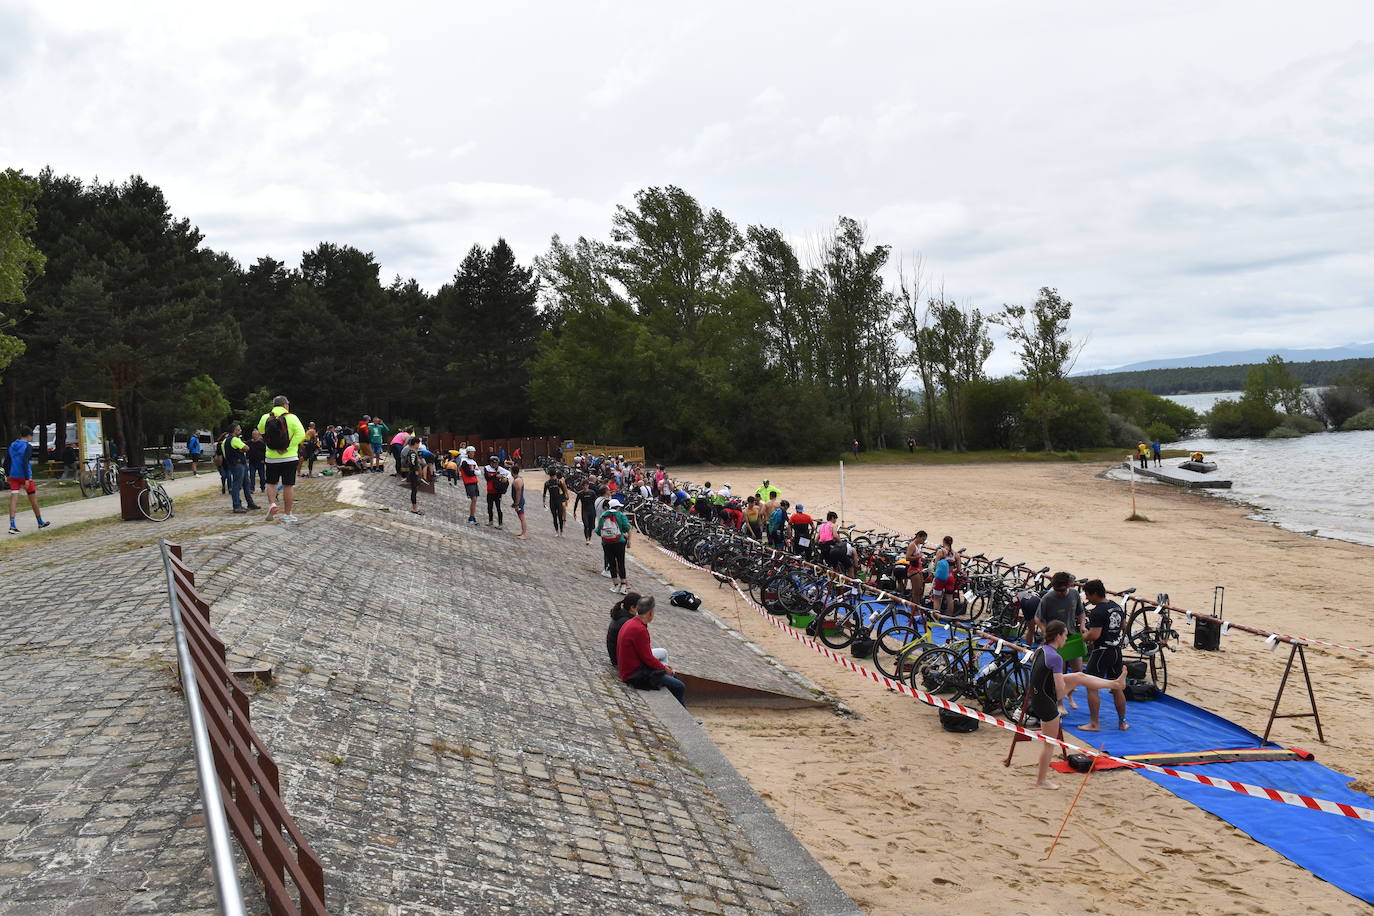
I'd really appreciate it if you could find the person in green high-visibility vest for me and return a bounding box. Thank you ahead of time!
[711,482,731,519]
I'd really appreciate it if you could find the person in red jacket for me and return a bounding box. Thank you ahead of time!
[616,596,686,706]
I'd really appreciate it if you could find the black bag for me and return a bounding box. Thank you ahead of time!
[1067,753,1095,773]
[850,637,876,659]
[669,590,701,610]
[938,707,978,733]
[626,666,666,690]
[1126,678,1158,701]
[1125,659,1148,681]
[264,413,291,451]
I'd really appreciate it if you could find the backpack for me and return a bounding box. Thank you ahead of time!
[599,512,622,540]
[264,412,291,451]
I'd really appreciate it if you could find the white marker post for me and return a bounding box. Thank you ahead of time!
[839,460,846,525]
[1129,454,1137,517]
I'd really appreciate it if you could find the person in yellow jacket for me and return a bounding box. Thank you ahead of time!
[1135,441,1149,469]
[257,395,307,522]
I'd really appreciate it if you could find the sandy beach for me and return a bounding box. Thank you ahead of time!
[633,460,1374,915]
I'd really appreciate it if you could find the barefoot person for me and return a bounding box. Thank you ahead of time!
[1080,579,1130,732]
[1031,621,1127,789]
[510,465,528,539]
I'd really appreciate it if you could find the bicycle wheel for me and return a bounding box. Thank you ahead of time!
[873,626,926,681]
[138,483,174,522]
[1146,651,1168,693]
[910,646,963,700]
[78,467,98,498]
[815,602,861,649]
[101,465,118,495]
[996,662,1030,718]
[1125,606,1160,654]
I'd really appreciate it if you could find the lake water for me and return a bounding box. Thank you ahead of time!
[1155,392,1374,545]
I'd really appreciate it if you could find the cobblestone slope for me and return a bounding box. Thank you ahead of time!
[0,474,832,915]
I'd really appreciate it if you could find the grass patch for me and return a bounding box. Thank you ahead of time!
[1125,512,1153,522]
[33,482,90,509]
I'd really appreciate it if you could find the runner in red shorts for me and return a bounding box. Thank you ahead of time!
[7,429,50,534]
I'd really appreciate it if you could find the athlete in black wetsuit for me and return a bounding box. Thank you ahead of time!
[573,482,597,543]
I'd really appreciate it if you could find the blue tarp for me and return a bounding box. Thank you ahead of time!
[1060,693,1374,904]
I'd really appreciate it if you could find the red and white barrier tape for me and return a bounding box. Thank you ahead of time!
[646,541,1374,823]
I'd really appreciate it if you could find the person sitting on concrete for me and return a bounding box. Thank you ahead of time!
[606,591,643,665]
[616,596,685,706]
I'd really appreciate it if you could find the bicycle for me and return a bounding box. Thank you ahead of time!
[1124,592,1177,692]
[131,466,175,521]
[77,455,120,498]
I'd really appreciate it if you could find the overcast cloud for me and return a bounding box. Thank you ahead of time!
[4,1,1374,372]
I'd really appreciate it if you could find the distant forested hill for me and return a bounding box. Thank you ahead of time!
[1086,358,1374,394]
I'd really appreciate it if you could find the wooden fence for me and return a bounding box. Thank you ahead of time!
[425,434,563,467]
[570,443,646,463]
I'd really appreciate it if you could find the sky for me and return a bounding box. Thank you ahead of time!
[4,1,1374,373]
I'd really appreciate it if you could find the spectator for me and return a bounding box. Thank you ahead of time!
[357,416,372,462]
[483,455,511,528]
[256,395,306,522]
[694,483,713,520]
[597,496,631,594]
[219,423,256,514]
[301,422,320,477]
[907,437,916,453]
[616,596,686,706]
[607,591,643,663]
[390,428,409,475]
[7,428,50,533]
[1151,437,1163,467]
[368,417,389,469]
[1036,571,1086,708]
[340,440,361,472]
[321,424,338,471]
[789,504,815,558]
[851,439,860,457]
[458,446,481,525]
[60,442,78,480]
[1081,579,1130,732]
[246,430,267,494]
[187,431,203,476]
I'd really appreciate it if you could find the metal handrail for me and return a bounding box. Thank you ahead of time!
[160,538,247,916]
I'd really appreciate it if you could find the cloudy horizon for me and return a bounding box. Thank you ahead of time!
[5,1,1374,373]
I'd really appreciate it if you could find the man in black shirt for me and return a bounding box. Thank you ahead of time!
[246,430,268,493]
[1081,579,1129,731]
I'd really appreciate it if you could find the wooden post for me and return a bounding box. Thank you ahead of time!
[1261,642,1324,745]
